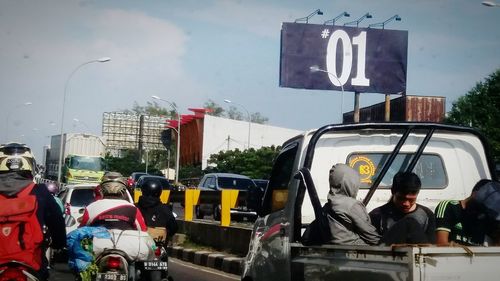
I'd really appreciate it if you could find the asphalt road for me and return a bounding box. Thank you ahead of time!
[49,258,239,281]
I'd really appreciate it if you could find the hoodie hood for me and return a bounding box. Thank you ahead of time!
[328,163,360,199]
[137,195,162,209]
[0,173,33,197]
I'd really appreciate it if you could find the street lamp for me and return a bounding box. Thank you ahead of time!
[344,13,373,27]
[152,95,181,184]
[482,1,500,7]
[295,9,323,23]
[5,101,33,142]
[224,99,251,149]
[57,57,110,183]
[72,118,90,131]
[368,15,401,29]
[310,65,345,121]
[324,11,350,25]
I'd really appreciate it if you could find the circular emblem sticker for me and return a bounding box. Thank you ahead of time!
[349,156,376,184]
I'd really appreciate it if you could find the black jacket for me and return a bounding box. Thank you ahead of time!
[137,195,178,239]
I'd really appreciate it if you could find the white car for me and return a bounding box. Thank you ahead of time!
[59,183,134,234]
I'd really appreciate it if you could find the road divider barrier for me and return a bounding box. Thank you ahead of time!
[134,188,249,227]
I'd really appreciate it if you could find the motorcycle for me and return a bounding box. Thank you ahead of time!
[94,249,130,281]
[0,261,39,281]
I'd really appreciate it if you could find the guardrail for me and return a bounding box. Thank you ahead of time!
[134,188,250,227]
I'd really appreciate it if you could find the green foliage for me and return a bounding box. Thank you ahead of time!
[206,146,280,179]
[445,69,500,161]
[204,99,225,117]
[123,101,177,118]
[105,149,168,176]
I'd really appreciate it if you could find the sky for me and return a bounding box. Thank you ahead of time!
[0,0,499,160]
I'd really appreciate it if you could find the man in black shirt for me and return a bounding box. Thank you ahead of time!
[435,179,492,246]
[369,171,436,244]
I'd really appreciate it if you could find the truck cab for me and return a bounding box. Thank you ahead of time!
[242,123,498,281]
[64,154,106,184]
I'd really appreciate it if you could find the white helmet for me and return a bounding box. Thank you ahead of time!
[0,143,35,176]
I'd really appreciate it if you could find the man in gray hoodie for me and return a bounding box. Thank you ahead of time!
[325,163,380,245]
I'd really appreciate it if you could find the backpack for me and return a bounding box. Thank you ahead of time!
[0,183,44,270]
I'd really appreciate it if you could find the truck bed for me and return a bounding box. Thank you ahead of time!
[290,243,500,281]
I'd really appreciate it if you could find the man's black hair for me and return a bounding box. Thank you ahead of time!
[391,171,421,195]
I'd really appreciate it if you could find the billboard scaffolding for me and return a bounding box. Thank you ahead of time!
[102,112,167,156]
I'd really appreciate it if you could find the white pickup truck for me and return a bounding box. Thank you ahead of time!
[241,123,499,281]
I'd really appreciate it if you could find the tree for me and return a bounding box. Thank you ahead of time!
[206,146,280,179]
[227,106,244,120]
[204,99,225,117]
[251,112,269,124]
[105,149,166,176]
[445,69,500,161]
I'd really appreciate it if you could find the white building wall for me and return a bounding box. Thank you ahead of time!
[201,115,302,169]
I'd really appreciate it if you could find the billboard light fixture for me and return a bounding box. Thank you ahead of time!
[343,13,373,27]
[368,15,402,29]
[295,9,323,24]
[324,12,350,26]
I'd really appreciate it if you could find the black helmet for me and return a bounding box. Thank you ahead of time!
[139,178,162,198]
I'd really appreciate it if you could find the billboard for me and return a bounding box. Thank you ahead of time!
[280,22,408,94]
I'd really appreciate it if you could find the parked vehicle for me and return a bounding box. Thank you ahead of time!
[196,173,259,221]
[44,133,106,184]
[242,123,500,281]
[134,175,174,204]
[127,172,149,188]
[60,183,134,234]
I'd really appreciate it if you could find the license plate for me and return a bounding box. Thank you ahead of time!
[143,261,168,270]
[96,273,127,281]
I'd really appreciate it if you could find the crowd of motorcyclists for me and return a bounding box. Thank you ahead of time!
[0,142,177,281]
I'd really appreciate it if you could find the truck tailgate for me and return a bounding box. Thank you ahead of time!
[290,243,500,281]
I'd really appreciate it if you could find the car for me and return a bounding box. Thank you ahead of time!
[134,175,174,203]
[196,173,260,221]
[60,183,134,234]
[127,172,149,188]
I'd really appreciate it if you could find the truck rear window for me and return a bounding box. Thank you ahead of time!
[347,153,447,189]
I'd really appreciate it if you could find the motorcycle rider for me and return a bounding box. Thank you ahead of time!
[136,177,178,241]
[46,182,64,213]
[136,178,178,280]
[0,143,66,281]
[79,176,147,231]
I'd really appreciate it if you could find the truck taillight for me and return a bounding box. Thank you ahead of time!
[65,202,71,215]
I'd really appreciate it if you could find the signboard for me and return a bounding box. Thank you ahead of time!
[280,22,408,94]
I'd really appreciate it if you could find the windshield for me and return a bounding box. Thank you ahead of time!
[69,189,95,207]
[217,177,255,190]
[69,156,104,171]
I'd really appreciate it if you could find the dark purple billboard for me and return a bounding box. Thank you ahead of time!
[280,22,408,94]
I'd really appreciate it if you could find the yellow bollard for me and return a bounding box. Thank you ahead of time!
[184,189,200,221]
[221,189,239,227]
[160,190,171,204]
[134,188,142,203]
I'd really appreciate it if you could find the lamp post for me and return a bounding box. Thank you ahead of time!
[224,99,251,149]
[5,101,33,142]
[152,95,180,183]
[482,1,500,7]
[310,65,345,121]
[57,57,110,183]
[368,15,401,29]
[72,118,90,131]
[344,13,373,27]
[324,11,350,25]
[295,9,323,23]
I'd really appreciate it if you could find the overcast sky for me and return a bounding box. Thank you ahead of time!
[1,0,499,159]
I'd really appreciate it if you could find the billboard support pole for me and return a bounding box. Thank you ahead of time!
[354,92,360,123]
[385,94,391,122]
